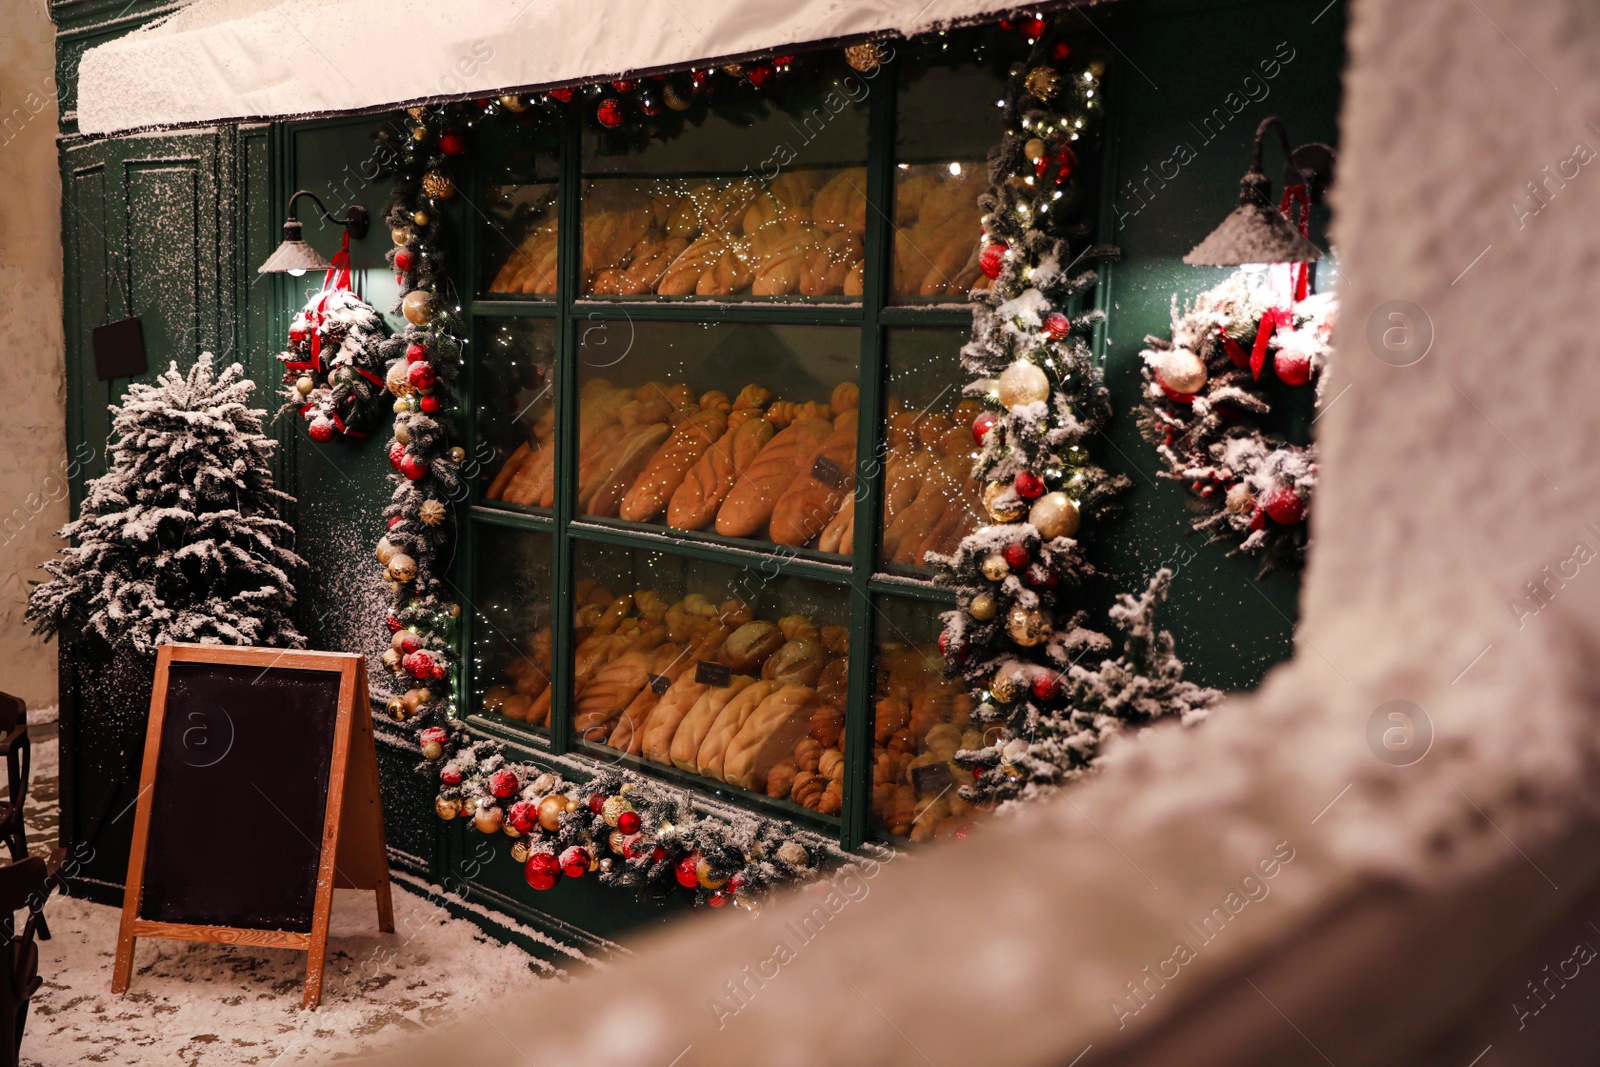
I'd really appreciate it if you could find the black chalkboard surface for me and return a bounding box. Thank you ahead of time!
[113,644,393,1010]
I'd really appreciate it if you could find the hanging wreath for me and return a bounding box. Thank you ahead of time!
[1137,265,1337,569]
[276,235,389,441]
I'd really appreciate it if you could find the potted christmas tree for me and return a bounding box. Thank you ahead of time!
[28,355,304,897]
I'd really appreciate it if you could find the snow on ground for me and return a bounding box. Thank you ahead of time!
[18,732,554,1066]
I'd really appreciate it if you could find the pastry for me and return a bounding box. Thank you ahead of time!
[573,650,651,739]
[721,621,783,673]
[762,636,824,686]
[640,673,710,765]
[716,416,832,538]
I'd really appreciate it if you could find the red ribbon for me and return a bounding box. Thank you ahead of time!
[1278,184,1312,303]
[1219,328,1250,369]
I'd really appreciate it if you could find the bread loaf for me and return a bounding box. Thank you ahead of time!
[657,235,729,296]
[573,651,650,739]
[762,636,824,686]
[485,441,532,501]
[799,231,863,296]
[607,644,692,753]
[716,416,832,538]
[722,684,817,791]
[769,410,857,547]
[640,673,710,765]
[584,423,671,517]
[751,230,820,296]
[668,412,774,531]
[669,675,757,773]
[721,621,783,673]
[813,169,868,234]
[817,493,853,554]
[619,407,729,522]
[695,679,779,780]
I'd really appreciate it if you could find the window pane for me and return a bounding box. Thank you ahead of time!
[580,67,870,301]
[477,318,558,511]
[574,321,860,557]
[871,595,993,841]
[573,541,849,817]
[473,525,554,730]
[478,117,562,298]
[879,328,984,575]
[891,30,1030,303]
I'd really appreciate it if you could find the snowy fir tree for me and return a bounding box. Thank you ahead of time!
[27,354,305,655]
[932,28,1217,805]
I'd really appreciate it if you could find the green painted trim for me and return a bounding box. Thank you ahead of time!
[567,300,865,325]
[469,504,557,533]
[567,520,853,585]
[868,573,958,604]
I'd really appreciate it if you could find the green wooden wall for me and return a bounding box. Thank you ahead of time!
[51,0,1345,950]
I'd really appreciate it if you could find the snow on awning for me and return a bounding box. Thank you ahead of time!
[77,0,1064,136]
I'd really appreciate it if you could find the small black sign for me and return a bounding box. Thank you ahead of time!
[911,762,955,796]
[648,673,671,695]
[93,317,147,381]
[695,661,732,687]
[810,454,845,490]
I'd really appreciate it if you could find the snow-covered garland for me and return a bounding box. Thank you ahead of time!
[933,26,1220,807]
[276,267,390,441]
[1137,268,1337,569]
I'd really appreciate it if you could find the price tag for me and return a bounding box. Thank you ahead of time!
[810,454,845,490]
[648,674,672,695]
[695,661,733,687]
[911,762,955,796]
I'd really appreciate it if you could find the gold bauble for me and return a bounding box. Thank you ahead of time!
[387,360,415,397]
[970,592,997,621]
[394,421,412,446]
[531,773,557,794]
[402,290,435,326]
[1005,604,1053,647]
[1087,60,1107,78]
[381,648,401,671]
[990,671,1020,704]
[1024,138,1047,161]
[564,798,579,814]
[1028,492,1081,540]
[601,795,633,828]
[775,841,809,867]
[419,499,448,526]
[1158,348,1208,395]
[499,94,529,112]
[434,795,460,819]
[412,211,430,228]
[388,553,418,583]
[295,375,315,396]
[1024,66,1061,101]
[510,839,531,863]
[720,63,744,77]
[981,552,1010,581]
[983,480,1027,524]
[421,170,455,200]
[393,397,412,415]
[411,126,428,141]
[376,536,397,565]
[664,83,693,111]
[997,359,1051,408]
[1225,483,1256,515]
[406,106,427,120]
[504,818,522,838]
[447,446,467,464]
[390,629,410,653]
[844,42,883,72]
[608,829,627,853]
[474,806,504,834]
[447,603,461,618]
[390,226,411,246]
[696,857,728,890]
[414,687,433,705]
[538,795,567,832]
[460,795,479,818]
[386,694,408,720]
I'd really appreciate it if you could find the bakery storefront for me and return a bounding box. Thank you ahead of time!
[56,0,1344,959]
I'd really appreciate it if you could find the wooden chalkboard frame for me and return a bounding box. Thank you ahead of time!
[111,644,394,1009]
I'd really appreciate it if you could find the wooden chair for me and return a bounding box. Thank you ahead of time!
[0,855,56,1067]
[0,695,44,943]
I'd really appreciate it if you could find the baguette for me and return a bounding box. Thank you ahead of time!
[715,416,832,538]
[695,679,779,780]
[769,410,858,547]
[668,411,775,531]
[619,407,729,522]
[723,684,818,791]
[669,675,757,773]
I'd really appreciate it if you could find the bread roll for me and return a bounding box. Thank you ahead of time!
[721,621,783,673]
[762,636,824,686]
[817,493,854,555]
[669,675,757,772]
[813,169,868,234]
[619,407,729,523]
[723,684,818,791]
[696,679,779,780]
[716,416,832,538]
[640,673,710,765]
[770,409,858,547]
[584,423,671,517]
[573,651,651,738]
[668,412,774,531]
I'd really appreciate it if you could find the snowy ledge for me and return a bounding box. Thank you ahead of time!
[77,0,1074,137]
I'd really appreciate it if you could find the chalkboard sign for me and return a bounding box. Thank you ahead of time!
[112,645,393,1009]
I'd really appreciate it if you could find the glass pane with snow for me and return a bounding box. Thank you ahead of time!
[477,317,559,511]
[572,540,848,821]
[870,595,992,842]
[878,328,984,576]
[473,525,554,730]
[572,320,860,558]
[578,63,869,301]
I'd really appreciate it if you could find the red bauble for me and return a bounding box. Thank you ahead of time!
[652,846,668,863]
[1248,508,1267,532]
[1261,486,1306,525]
[549,87,575,102]
[308,419,335,444]
[388,441,406,470]
[727,872,745,893]
[747,64,773,87]
[1002,541,1031,569]
[405,342,427,363]
[587,793,607,815]
[419,395,442,414]
[617,810,642,835]
[438,131,466,156]
[979,241,1007,280]
[559,845,590,879]
[1020,15,1046,38]
[385,615,401,633]
[622,833,647,859]
[1031,675,1058,700]
[393,248,417,273]
[402,650,433,677]
[288,323,309,344]
[938,629,969,663]
[708,890,730,908]
[398,632,421,655]
[774,54,794,66]
[1051,41,1073,62]
[972,410,999,446]
[386,515,401,530]
[597,99,624,128]
[1158,380,1197,405]
[419,726,447,750]
[508,800,538,833]
[431,661,448,680]
[400,454,428,481]
[1013,470,1045,499]
[676,854,701,888]
[440,765,463,786]
[1043,312,1071,341]
[524,850,561,891]
[488,769,519,799]
[1024,562,1058,589]
[1274,348,1312,387]
[407,361,436,391]
[611,79,636,92]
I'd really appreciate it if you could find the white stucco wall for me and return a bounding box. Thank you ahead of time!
[0,0,65,709]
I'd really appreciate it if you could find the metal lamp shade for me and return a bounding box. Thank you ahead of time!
[257,219,333,274]
[1185,171,1324,267]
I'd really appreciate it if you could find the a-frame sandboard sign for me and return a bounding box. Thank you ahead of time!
[111,644,393,1009]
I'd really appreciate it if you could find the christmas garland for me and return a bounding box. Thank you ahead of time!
[276,249,390,441]
[1137,267,1336,569]
[932,27,1220,806]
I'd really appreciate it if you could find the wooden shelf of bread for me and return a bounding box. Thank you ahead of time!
[482,164,987,301]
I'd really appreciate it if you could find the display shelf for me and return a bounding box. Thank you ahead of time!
[568,518,854,585]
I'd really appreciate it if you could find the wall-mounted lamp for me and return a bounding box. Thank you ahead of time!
[1184,117,1335,267]
[257,190,370,276]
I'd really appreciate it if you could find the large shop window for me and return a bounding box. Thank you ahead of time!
[462,28,1059,847]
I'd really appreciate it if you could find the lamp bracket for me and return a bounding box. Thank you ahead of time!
[286,190,369,240]
[1287,143,1336,204]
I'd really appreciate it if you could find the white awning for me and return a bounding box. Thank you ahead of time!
[77,0,1062,136]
